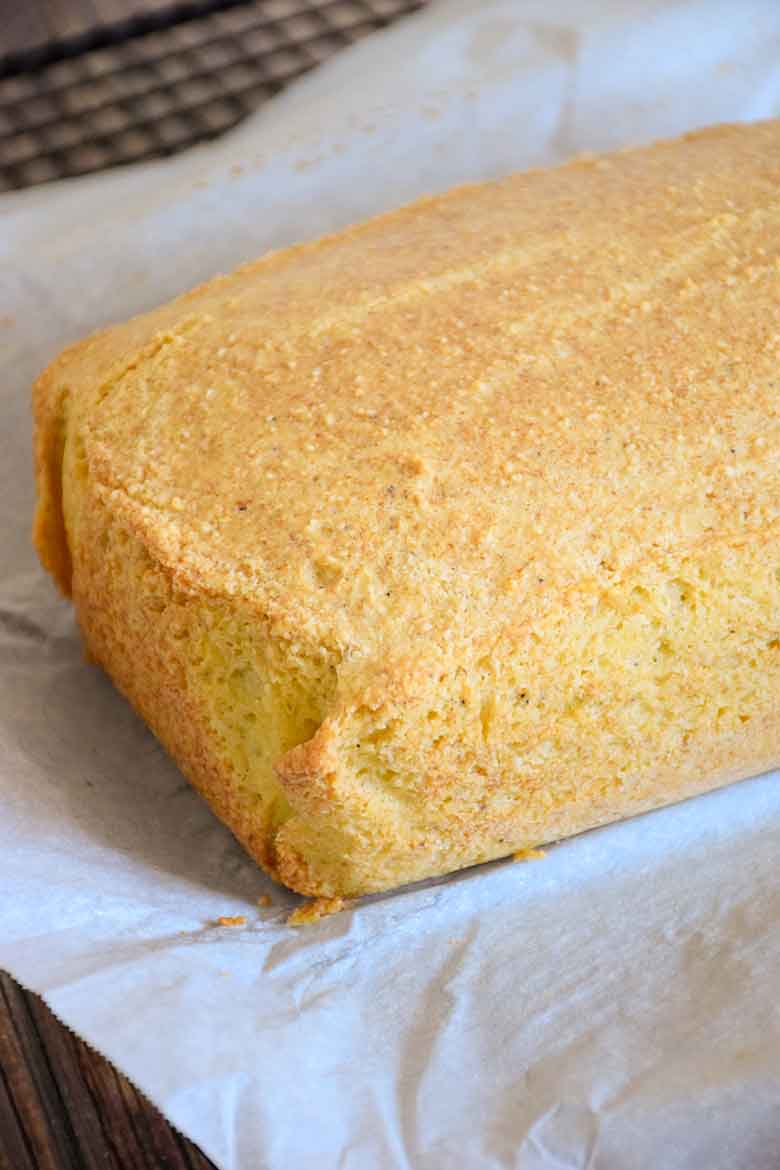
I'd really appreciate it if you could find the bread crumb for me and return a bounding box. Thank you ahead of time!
[288,897,348,926]
[216,915,246,927]
[257,894,272,908]
[513,847,546,862]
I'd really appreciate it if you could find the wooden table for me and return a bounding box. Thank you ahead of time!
[0,972,217,1169]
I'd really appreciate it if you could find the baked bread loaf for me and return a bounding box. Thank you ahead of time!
[34,120,780,898]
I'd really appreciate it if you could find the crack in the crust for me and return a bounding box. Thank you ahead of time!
[93,314,206,410]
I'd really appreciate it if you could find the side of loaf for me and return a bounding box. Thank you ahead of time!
[34,120,780,897]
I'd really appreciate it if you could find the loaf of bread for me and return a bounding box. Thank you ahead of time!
[33,120,780,898]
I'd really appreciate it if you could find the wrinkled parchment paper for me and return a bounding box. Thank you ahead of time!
[3,2,780,1166]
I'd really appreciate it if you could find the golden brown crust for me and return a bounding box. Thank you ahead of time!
[33,120,780,897]
[287,898,349,926]
[32,349,75,594]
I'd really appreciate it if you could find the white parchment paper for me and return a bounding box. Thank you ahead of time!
[3,2,780,1166]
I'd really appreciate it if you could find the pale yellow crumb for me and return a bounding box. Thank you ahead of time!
[216,915,246,927]
[513,847,546,862]
[257,894,272,908]
[288,897,349,926]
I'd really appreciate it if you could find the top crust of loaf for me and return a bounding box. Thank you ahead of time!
[35,121,780,653]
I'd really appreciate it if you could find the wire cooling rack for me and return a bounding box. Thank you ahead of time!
[0,0,426,192]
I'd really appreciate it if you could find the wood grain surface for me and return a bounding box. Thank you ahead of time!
[0,971,217,1170]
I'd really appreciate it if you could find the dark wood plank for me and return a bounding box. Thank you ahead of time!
[0,1063,38,1170]
[0,976,81,1170]
[25,989,138,1170]
[0,972,217,1170]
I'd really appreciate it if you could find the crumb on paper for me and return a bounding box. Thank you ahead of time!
[288,897,349,926]
[513,847,546,862]
[216,915,246,927]
[257,894,272,908]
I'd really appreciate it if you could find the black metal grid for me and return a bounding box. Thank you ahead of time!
[0,0,426,192]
